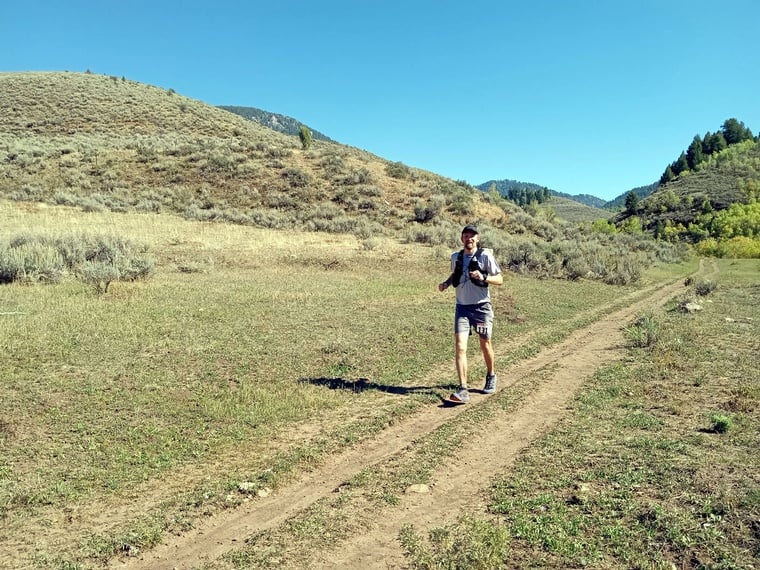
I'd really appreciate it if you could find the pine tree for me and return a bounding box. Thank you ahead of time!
[673,152,689,176]
[660,165,675,185]
[703,131,727,155]
[721,118,753,145]
[625,191,640,215]
[686,135,705,169]
[299,126,313,150]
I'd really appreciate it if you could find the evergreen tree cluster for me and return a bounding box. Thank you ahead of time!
[496,184,551,207]
[660,118,756,185]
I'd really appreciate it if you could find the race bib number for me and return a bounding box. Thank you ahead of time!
[475,322,490,336]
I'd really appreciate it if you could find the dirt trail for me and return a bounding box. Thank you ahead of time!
[113,272,695,569]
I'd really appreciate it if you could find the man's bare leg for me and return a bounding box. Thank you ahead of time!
[480,336,495,375]
[455,332,469,388]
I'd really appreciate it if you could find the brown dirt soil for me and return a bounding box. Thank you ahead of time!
[108,267,701,569]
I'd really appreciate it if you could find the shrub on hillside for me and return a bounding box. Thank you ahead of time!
[247,208,289,229]
[415,227,656,285]
[319,153,345,177]
[563,255,592,280]
[413,194,446,223]
[357,184,383,197]
[281,167,312,188]
[405,220,460,247]
[385,161,411,180]
[603,255,642,285]
[341,167,373,186]
[500,238,546,275]
[446,190,475,216]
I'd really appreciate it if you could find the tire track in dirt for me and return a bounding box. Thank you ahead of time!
[112,273,694,569]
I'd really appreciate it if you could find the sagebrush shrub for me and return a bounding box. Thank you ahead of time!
[385,161,411,179]
[0,240,65,283]
[413,194,445,223]
[405,220,459,247]
[281,167,312,188]
[79,260,120,293]
[624,311,662,348]
[564,255,591,280]
[0,233,154,290]
[695,280,717,296]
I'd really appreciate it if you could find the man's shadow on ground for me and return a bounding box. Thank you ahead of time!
[300,376,447,396]
[300,377,481,407]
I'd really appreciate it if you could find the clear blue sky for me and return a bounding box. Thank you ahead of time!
[3,1,759,201]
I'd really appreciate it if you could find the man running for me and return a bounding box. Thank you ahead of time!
[438,224,503,403]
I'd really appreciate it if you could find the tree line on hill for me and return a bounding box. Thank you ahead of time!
[480,180,554,207]
[501,185,551,206]
[659,118,757,185]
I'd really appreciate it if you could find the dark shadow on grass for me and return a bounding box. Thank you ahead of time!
[300,377,453,399]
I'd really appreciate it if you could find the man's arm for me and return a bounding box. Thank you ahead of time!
[483,272,503,286]
[469,268,503,286]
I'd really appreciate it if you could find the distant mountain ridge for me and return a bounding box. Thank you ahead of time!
[219,105,336,143]
[477,179,608,208]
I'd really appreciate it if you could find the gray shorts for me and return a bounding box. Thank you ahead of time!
[454,302,494,339]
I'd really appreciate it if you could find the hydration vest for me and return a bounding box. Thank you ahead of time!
[451,248,488,288]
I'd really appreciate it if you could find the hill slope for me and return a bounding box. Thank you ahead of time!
[604,182,658,210]
[548,195,610,223]
[0,71,510,237]
[615,139,760,231]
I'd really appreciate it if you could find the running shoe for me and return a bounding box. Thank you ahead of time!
[449,387,470,403]
[483,373,497,394]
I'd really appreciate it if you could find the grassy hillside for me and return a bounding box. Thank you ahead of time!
[552,191,607,209]
[0,71,508,238]
[643,140,759,216]
[548,195,609,223]
[0,71,688,284]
